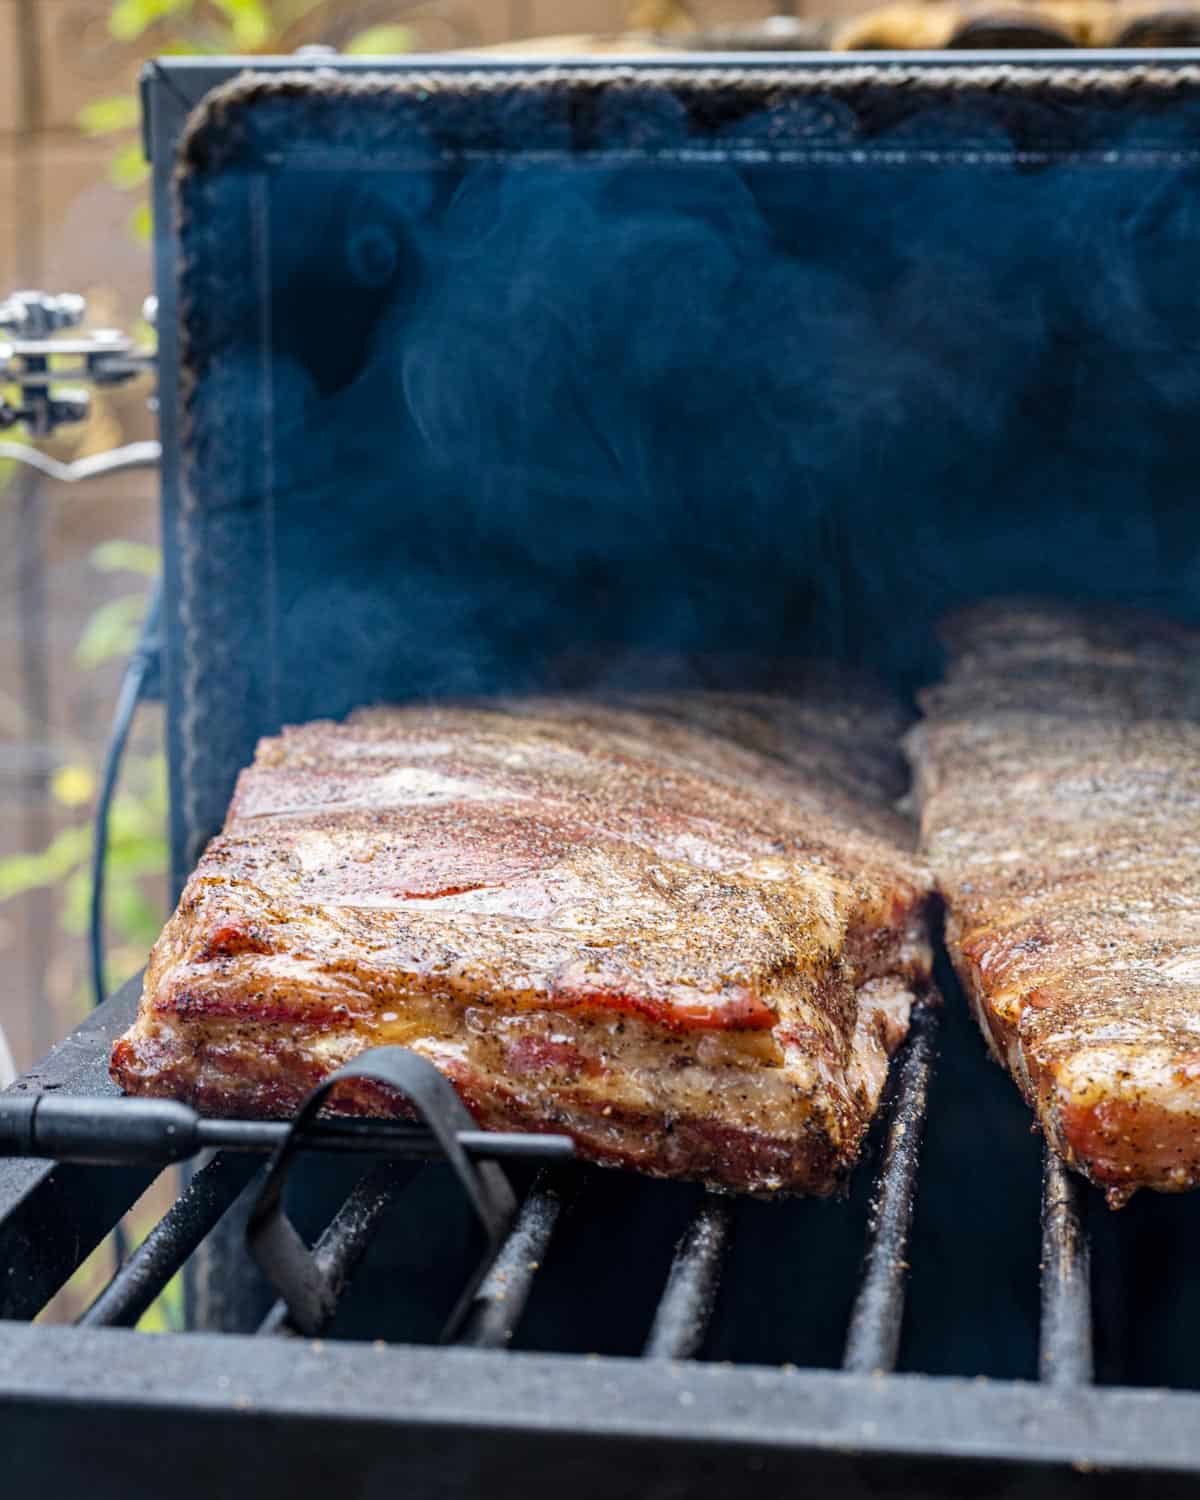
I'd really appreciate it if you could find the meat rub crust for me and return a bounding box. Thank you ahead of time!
[113,685,934,1194]
[908,600,1200,1205]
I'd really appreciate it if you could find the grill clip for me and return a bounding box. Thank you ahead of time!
[245,1046,519,1341]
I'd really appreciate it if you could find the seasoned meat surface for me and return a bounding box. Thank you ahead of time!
[908,600,1200,1205]
[113,683,934,1194]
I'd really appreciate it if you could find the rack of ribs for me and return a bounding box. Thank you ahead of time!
[112,681,935,1195]
[907,600,1200,1205]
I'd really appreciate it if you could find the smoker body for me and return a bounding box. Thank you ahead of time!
[2,53,1200,1496]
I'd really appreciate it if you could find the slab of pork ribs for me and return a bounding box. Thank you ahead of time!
[113,683,934,1195]
[908,601,1200,1205]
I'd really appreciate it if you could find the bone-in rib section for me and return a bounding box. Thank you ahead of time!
[908,601,1200,1205]
[113,682,935,1196]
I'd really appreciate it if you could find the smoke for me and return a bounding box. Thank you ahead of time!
[245,86,1200,721]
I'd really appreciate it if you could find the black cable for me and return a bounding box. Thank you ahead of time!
[89,580,161,1011]
[88,581,162,1273]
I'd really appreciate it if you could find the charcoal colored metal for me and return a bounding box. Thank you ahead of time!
[843,1005,938,1375]
[0,1091,573,1167]
[0,978,157,1318]
[643,1193,735,1360]
[258,1160,413,1337]
[1039,1148,1094,1386]
[80,1151,262,1329]
[7,1324,1200,1500]
[458,1168,576,1349]
[247,1046,517,1340]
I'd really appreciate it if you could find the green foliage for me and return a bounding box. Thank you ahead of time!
[92,539,161,577]
[129,201,154,244]
[76,542,162,665]
[345,22,416,52]
[109,0,192,43]
[211,0,273,47]
[108,142,151,192]
[137,1272,185,1331]
[2,756,167,955]
[78,0,418,244]
[78,95,142,135]
[75,594,148,667]
[0,545,168,989]
[0,826,92,904]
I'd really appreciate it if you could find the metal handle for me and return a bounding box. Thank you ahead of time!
[245,1046,521,1340]
[0,1090,573,1168]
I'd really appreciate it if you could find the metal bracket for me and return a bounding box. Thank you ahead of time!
[246,1047,519,1341]
[0,290,156,436]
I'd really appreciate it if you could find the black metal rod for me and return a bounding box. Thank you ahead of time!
[842,1005,938,1375]
[79,1152,262,1329]
[643,1193,735,1360]
[90,582,161,1010]
[457,1168,575,1349]
[1038,1147,1093,1386]
[257,1161,412,1337]
[0,1093,573,1167]
[199,1119,574,1163]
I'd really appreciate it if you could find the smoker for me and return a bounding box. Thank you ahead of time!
[3,52,1200,1497]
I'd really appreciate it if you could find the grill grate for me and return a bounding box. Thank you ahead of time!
[0,989,999,1352]
[80,1151,260,1330]
[459,1167,576,1350]
[257,1161,414,1338]
[6,973,1200,1497]
[57,998,941,1364]
[1040,1149,1094,1387]
[643,1193,735,1360]
[843,1003,937,1376]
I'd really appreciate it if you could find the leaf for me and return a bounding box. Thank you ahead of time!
[92,539,160,578]
[78,95,140,136]
[0,827,92,904]
[61,866,92,935]
[75,594,146,667]
[105,833,169,876]
[129,200,153,244]
[52,763,97,809]
[345,22,415,53]
[110,788,162,841]
[108,0,191,42]
[108,141,150,192]
[108,883,165,949]
[210,0,272,48]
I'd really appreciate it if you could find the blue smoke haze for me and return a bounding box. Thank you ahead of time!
[243,103,1200,723]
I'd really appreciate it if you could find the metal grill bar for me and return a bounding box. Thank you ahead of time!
[643,1193,735,1360]
[842,1005,938,1375]
[458,1168,575,1349]
[258,1161,413,1337]
[0,980,158,1319]
[80,1152,262,1329]
[1038,1147,1093,1386]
